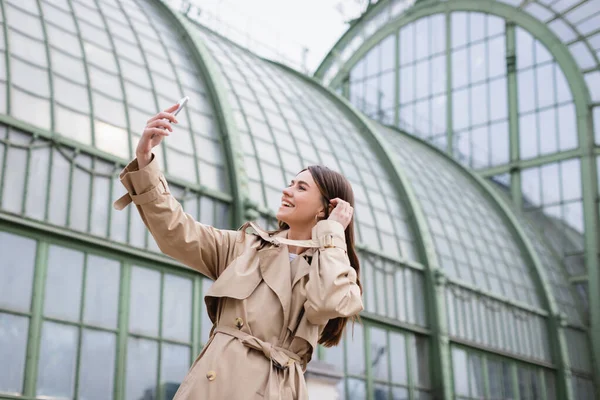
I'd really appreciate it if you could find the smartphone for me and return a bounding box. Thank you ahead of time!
[173,96,189,116]
[151,96,189,138]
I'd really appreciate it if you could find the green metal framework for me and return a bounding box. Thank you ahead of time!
[152,0,249,226]
[0,0,597,399]
[314,0,599,394]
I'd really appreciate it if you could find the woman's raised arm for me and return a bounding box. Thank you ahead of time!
[113,104,244,280]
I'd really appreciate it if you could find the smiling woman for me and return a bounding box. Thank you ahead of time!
[112,105,364,399]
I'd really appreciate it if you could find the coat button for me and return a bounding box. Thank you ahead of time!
[206,370,216,381]
[235,317,244,329]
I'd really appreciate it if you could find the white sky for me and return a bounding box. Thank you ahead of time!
[182,0,368,73]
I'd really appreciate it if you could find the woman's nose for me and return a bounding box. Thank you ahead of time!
[282,187,292,197]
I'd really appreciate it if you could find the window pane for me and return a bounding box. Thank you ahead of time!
[370,327,389,381]
[23,144,50,221]
[90,174,110,237]
[129,266,160,336]
[389,332,407,384]
[48,148,71,226]
[347,378,366,400]
[162,274,192,342]
[78,329,116,400]
[0,232,36,312]
[160,343,191,399]
[84,255,120,329]
[37,322,78,398]
[0,313,28,394]
[69,158,92,232]
[126,337,158,400]
[1,145,26,213]
[44,245,84,321]
[392,387,409,400]
[347,323,365,376]
[411,336,430,388]
[452,347,469,395]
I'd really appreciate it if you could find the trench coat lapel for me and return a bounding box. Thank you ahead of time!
[291,248,315,289]
[258,245,291,330]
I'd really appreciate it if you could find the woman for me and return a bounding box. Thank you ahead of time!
[113,103,364,399]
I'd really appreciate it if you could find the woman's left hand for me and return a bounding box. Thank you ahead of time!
[327,198,354,230]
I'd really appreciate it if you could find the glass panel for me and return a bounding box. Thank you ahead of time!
[160,343,191,399]
[37,322,78,398]
[370,327,389,381]
[452,347,469,395]
[389,332,407,384]
[0,232,36,312]
[90,174,110,237]
[347,378,367,400]
[392,387,409,400]
[44,245,84,321]
[162,274,192,342]
[1,145,26,213]
[25,145,50,220]
[78,329,116,400]
[129,266,160,336]
[126,337,158,400]
[84,255,120,329]
[411,335,430,388]
[469,354,485,397]
[0,313,28,394]
[48,148,71,226]
[347,322,365,376]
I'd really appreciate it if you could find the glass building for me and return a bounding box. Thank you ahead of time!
[0,0,596,399]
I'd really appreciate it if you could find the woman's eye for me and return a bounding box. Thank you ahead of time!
[298,186,306,191]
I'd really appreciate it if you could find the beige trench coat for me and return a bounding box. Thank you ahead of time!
[113,155,364,400]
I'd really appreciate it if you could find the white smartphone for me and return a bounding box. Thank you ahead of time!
[150,96,189,138]
[173,96,189,116]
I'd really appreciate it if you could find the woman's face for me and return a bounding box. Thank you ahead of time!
[276,169,324,228]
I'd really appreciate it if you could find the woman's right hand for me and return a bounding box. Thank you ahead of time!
[136,103,179,169]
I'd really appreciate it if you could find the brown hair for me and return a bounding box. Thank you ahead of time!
[278,165,362,347]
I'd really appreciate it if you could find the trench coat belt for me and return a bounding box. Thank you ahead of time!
[213,326,307,400]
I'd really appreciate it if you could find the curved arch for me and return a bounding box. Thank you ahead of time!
[271,60,454,399]
[152,0,250,226]
[387,124,577,398]
[320,0,591,111]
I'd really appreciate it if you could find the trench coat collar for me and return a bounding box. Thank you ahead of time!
[250,223,316,330]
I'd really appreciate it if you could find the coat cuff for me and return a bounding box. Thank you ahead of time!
[311,220,347,252]
[113,154,167,210]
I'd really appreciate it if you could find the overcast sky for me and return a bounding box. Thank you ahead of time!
[176,0,368,73]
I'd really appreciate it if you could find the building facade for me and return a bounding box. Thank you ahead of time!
[0,0,596,399]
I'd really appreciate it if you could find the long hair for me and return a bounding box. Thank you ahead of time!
[278,165,362,347]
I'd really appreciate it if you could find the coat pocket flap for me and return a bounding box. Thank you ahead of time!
[205,257,262,300]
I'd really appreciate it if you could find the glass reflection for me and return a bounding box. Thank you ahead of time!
[160,343,191,399]
[370,327,388,381]
[84,255,120,329]
[44,245,84,321]
[79,329,116,400]
[346,323,365,376]
[0,313,28,394]
[129,266,161,336]
[37,322,78,398]
[126,337,158,400]
[0,232,36,312]
[162,274,192,342]
[347,379,366,400]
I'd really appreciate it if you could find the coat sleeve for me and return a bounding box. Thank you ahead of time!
[113,154,243,280]
[304,220,364,325]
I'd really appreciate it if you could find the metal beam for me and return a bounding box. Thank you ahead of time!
[271,60,454,400]
[384,124,575,399]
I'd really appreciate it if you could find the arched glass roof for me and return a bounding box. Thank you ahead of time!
[375,124,543,308]
[0,0,229,192]
[316,0,599,101]
[186,23,420,261]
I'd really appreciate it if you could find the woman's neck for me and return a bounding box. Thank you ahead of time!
[287,225,313,254]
